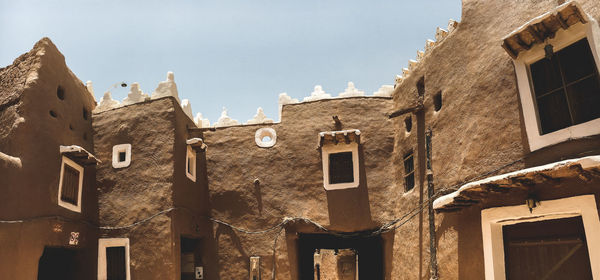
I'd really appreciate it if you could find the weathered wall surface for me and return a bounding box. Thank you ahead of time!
[172,99,218,280]
[389,0,600,279]
[94,97,178,279]
[0,38,98,279]
[201,97,395,279]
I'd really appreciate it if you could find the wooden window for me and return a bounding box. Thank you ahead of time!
[530,38,600,135]
[186,145,197,182]
[60,164,80,205]
[328,152,354,184]
[403,151,415,191]
[503,216,593,280]
[58,156,84,212]
[106,246,127,280]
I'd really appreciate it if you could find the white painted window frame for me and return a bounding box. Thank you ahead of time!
[57,155,84,213]
[98,238,131,280]
[112,144,132,169]
[321,142,360,190]
[186,145,196,182]
[513,19,600,151]
[481,195,600,280]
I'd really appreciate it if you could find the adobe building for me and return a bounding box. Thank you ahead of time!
[1,0,600,279]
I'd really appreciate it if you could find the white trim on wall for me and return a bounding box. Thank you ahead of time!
[321,142,360,190]
[186,145,196,182]
[481,195,600,280]
[98,238,131,280]
[513,19,600,151]
[112,144,132,169]
[57,155,84,213]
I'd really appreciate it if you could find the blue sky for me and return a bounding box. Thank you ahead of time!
[0,0,461,123]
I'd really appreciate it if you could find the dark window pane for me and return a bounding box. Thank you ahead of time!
[405,173,415,191]
[118,152,126,162]
[537,90,572,134]
[106,246,126,280]
[403,152,415,191]
[558,38,597,84]
[566,75,600,125]
[404,155,414,174]
[61,164,80,205]
[329,152,354,184]
[530,56,562,96]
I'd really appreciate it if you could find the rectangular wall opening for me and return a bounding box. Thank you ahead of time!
[298,233,383,280]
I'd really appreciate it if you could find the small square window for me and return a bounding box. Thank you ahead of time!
[328,152,354,184]
[403,151,415,192]
[321,142,360,190]
[58,156,84,212]
[186,145,196,182]
[112,144,132,169]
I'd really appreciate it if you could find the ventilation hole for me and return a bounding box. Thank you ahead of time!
[57,86,65,100]
[262,136,272,142]
[49,110,57,118]
[434,91,442,112]
[83,108,89,120]
[119,152,126,162]
[69,124,74,130]
[404,116,412,133]
[417,76,425,97]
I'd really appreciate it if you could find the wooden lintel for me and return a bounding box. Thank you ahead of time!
[388,102,423,119]
[571,5,588,24]
[568,164,593,182]
[555,14,570,29]
[526,26,543,43]
[509,177,536,187]
[534,172,561,183]
[502,41,518,59]
[483,183,511,193]
[344,134,351,144]
[515,33,531,50]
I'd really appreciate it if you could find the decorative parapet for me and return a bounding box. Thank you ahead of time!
[246,107,274,125]
[86,80,95,101]
[416,50,425,61]
[338,82,364,98]
[122,82,148,105]
[408,59,419,71]
[373,85,394,97]
[278,92,298,121]
[425,39,436,53]
[194,113,210,128]
[214,107,239,127]
[303,85,332,102]
[435,27,449,42]
[448,19,458,33]
[181,99,193,120]
[94,91,120,113]
[151,71,180,103]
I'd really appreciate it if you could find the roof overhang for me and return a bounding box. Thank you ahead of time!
[60,145,101,165]
[433,156,600,212]
[186,138,207,150]
[501,1,589,59]
[318,129,361,147]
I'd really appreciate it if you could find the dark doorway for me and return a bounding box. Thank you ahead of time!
[298,233,383,280]
[37,247,79,280]
[503,216,593,280]
[181,237,203,280]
